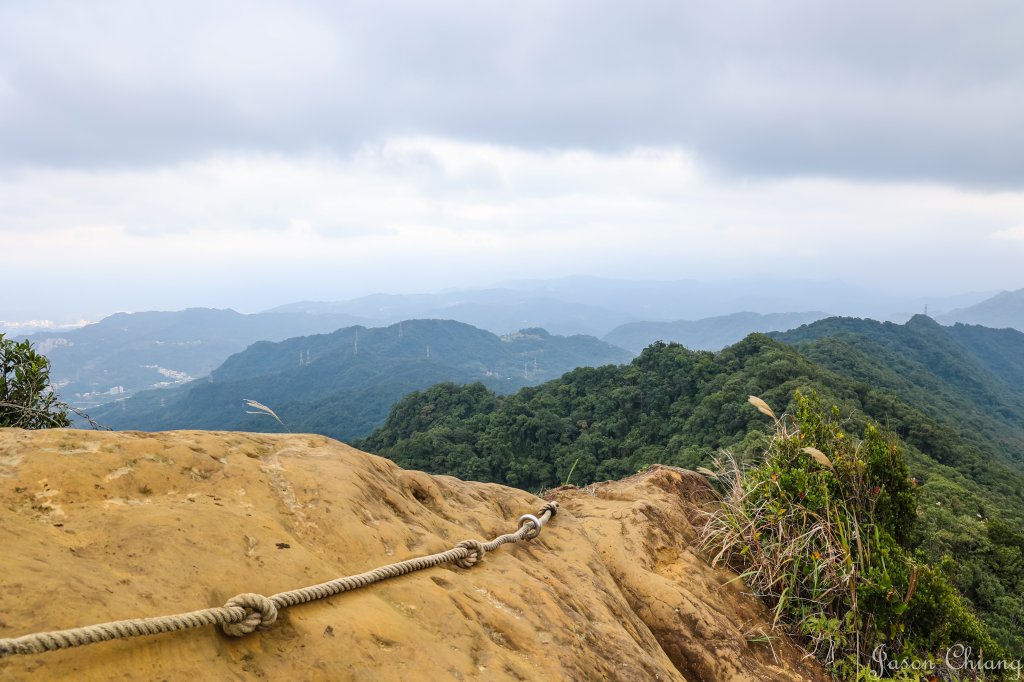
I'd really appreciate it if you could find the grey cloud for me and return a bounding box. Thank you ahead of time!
[2,0,1023,187]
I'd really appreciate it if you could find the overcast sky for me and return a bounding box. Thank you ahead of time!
[3,0,1024,322]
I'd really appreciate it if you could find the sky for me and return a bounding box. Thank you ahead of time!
[3,0,1024,322]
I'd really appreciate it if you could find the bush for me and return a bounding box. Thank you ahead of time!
[0,333,72,428]
[699,392,1004,679]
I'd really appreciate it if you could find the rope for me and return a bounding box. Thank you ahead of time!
[0,501,558,657]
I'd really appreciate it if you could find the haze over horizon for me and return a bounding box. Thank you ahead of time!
[4,1,1024,322]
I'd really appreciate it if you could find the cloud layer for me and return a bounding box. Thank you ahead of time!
[4,138,1023,319]
[4,1,1024,186]
[3,1,1024,321]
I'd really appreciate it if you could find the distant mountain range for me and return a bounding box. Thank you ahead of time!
[90,319,633,441]
[22,308,372,407]
[603,311,830,353]
[269,276,1000,332]
[269,289,634,338]
[18,279,1021,413]
[939,288,1024,332]
[489,276,992,321]
[7,275,1007,339]
[15,304,832,414]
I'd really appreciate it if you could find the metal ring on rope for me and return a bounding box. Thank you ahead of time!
[518,513,543,539]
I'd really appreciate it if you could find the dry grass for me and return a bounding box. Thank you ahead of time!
[243,398,290,432]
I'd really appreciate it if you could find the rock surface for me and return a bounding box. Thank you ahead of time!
[0,428,827,681]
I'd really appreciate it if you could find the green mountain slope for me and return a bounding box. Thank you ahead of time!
[944,322,1024,388]
[357,326,1024,654]
[772,315,1024,468]
[92,320,633,442]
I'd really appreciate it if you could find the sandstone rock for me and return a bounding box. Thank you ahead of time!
[0,428,826,681]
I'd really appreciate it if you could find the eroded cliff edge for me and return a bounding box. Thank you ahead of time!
[0,428,826,681]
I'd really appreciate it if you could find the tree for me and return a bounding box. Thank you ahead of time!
[0,333,72,428]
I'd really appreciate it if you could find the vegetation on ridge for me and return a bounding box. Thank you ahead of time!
[358,327,1024,657]
[700,393,1002,679]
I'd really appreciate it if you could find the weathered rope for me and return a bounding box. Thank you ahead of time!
[0,501,558,657]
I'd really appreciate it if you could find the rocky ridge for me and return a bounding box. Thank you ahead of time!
[0,429,826,681]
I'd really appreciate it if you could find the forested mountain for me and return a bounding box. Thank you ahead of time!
[944,322,1024,386]
[772,315,1024,469]
[23,308,372,408]
[939,287,1024,332]
[92,320,632,442]
[358,321,1024,654]
[603,311,828,353]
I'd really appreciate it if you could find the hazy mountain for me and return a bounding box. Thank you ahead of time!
[493,275,996,321]
[268,288,634,337]
[25,308,373,408]
[603,311,829,353]
[91,319,633,441]
[269,277,996,340]
[938,288,1024,331]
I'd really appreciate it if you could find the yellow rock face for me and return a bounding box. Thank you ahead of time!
[0,428,826,681]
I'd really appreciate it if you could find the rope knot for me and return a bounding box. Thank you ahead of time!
[454,539,487,568]
[222,593,278,637]
[539,501,558,518]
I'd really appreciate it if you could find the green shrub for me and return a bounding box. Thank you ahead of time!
[700,392,1004,679]
[0,333,71,429]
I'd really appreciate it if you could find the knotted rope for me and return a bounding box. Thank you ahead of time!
[0,501,558,657]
